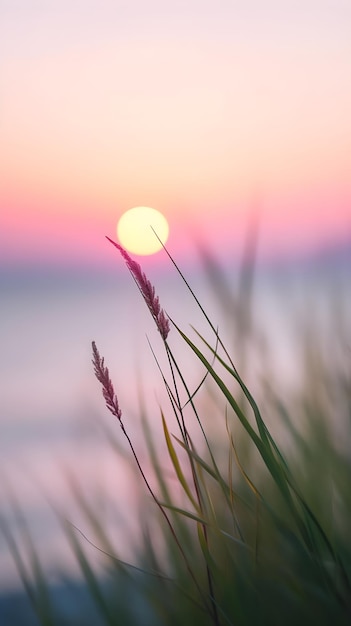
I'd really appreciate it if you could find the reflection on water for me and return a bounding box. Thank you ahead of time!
[0,257,349,589]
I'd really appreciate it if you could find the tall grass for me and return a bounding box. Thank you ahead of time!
[2,238,350,625]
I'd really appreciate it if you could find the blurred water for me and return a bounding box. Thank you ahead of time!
[0,257,349,590]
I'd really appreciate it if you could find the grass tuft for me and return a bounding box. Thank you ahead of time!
[4,239,351,625]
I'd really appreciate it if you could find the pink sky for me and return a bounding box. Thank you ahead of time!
[1,1,351,268]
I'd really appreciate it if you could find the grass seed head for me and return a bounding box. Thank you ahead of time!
[106,237,170,340]
[92,341,122,421]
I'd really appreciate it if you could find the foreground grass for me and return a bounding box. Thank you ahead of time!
[2,241,351,625]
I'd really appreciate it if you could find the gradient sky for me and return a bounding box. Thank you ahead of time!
[1,0,351,268]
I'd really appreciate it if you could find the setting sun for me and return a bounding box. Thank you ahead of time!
[117,206,169,255]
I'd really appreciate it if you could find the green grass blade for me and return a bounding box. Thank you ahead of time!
[64,520,117,625]
[0,515,57,626]
[172,436,251,512]
[162,412,200,512]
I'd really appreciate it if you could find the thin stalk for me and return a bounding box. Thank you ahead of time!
[118,418,213,617]
[165,341,244,540]
[164,342,220,626]
[151,229,239,375]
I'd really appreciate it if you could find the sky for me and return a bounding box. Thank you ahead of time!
[1,0,351,269]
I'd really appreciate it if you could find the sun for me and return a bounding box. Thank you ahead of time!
[117,206,169,255]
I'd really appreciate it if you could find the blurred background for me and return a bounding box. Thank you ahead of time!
[1,0,350,621]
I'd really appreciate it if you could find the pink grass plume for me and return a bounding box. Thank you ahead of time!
[106,236,170,340]
[92,341,122,421]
